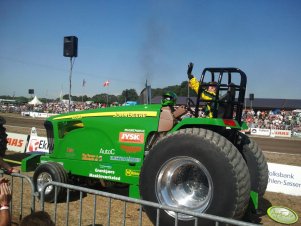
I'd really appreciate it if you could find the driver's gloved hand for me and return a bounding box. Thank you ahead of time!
[187,62,194,80]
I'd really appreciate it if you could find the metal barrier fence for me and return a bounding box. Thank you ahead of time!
[1,171,260,226]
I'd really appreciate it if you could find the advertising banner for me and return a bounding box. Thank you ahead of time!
[26,135,49,153]
[250,128,271,136]
[270,129,291,138]
[6,132,29,153]
[26,127,49,153]
[267,163,301,196]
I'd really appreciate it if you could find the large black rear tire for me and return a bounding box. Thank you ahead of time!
[33,162,68,202]
[238,132,269,197]
[140,128,251,226]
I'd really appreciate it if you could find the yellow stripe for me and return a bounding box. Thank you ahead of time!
[3,158,21,165]
[53,111,158,120]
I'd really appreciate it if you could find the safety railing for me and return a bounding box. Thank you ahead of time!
[1,171,260,226]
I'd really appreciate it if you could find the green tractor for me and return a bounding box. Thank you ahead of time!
[22,66,268,225]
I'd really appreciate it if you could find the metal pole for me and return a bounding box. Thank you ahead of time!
[68,57,73,112]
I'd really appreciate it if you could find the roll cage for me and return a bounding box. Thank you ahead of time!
[190,68,247,125]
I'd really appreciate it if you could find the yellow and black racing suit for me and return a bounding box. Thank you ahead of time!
[189,77,216,118]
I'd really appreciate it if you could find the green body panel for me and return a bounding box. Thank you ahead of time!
[22,103,245,199]
[170,117,242,132]
[36,104,162,197]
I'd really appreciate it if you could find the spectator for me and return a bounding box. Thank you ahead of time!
[0,177,11,226]
[20,211,55,226]
[0,117,19,174]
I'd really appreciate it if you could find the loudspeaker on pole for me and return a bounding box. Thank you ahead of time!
[64,36,78,57]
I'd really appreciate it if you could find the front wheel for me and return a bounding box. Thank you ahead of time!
[33,162,68,202]
[140,128,251,226]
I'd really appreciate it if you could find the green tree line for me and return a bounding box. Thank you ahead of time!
[0,81,195,105]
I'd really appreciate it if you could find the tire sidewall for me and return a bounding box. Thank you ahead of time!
[33,162,66,202]
[140,131,247,225]
[239,132,268,197]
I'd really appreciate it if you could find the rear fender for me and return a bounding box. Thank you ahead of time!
[170,117,241,133]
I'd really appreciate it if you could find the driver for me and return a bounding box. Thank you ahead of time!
[161,92,187,119]
[161,92,177,112]
[187,62,217,118]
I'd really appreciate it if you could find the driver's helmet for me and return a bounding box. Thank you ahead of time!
[161,92,177,106]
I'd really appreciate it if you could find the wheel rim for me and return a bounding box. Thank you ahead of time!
[156,157,213,220]
[36,172,53,195]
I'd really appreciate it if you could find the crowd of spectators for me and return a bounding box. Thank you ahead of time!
[0,101,110,114]
[242,109,301,134]
[1,101,301,134]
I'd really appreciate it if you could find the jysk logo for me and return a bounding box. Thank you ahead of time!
[119,132,144,144]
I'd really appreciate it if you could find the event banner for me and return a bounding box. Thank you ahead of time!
[267,162,301,196]
[25,127,49,153]
[250,128,271,136]
[250,128,292,138]
[26,135,49,153]
[6,132,29,153]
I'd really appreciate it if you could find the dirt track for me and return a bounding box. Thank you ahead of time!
[1,113,301,226]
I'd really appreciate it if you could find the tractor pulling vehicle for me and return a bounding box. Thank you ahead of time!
[21,67,268,225]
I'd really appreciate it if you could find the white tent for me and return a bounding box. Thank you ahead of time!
[28,96,42,105]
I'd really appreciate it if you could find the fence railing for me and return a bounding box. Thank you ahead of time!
[1,171,260,226]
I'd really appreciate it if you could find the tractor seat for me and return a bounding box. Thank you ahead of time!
[218,83,236,119]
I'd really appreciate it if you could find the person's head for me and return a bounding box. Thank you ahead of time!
[207,82,217,93]
[20,211,55,226]
[161,92,177,106]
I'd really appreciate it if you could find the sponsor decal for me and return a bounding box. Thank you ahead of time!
[125,169,140,177]
[113,112,147,118]
[124,129,145,133]
[82,153,102,161]
[119,132,144,144]
[66,148,74,153]
[120,145,142,153]
[99,148,115,155]
[98,164,112,169]
[267,206,298,224]
[110,156,141,163]
[95,168,115,175]
[88,173,121,181]
[53,111,157,120]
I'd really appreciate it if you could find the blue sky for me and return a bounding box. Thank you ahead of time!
[1,0,301,99]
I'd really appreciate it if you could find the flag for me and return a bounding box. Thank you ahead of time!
[103,80,110,87]
[82,79,86,87]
